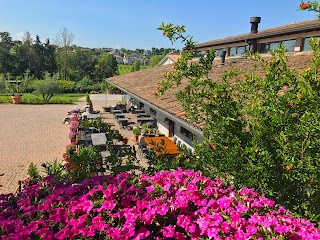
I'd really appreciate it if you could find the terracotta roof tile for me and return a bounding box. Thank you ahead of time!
[108,52,313,129]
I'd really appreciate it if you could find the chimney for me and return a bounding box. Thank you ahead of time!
[219,50,226,65]
[250,17,261,33]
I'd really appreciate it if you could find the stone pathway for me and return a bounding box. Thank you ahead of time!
[0,103,72,194]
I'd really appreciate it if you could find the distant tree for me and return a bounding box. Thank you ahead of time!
[149,55,163,67]
[131,61,140,72]
[69,48,97,81]
[120,48,128,57]
[0,32,14,73]
[34,72,61,100]
[32,35,46,78]
[43,39,57,74]
[55,27,74,80]
[76,76,94,93]
[95,53,118,80]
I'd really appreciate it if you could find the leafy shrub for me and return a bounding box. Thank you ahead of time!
[157,22,320,225]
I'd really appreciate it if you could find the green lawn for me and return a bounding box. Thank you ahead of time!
[0,93,86,104]
[118,64,151,75]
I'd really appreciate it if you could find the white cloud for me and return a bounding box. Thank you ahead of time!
[14,32,24,41]
[13,31,38,42]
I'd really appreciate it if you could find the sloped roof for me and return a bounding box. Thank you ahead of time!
[196,19,320,49]
[107,52,313,128]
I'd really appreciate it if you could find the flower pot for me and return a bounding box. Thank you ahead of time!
[133,135,139,142]
[11,96,21,104]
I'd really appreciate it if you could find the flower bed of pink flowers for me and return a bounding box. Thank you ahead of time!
[1,169,319,239]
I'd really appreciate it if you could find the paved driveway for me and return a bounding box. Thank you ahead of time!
[0,94,131,194]
[0,103,74,194]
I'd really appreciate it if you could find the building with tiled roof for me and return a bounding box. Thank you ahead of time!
[157,53,181,66]
[197,18,320,56]
[107,17,319,150]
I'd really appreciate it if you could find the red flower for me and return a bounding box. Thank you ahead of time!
[156,85,160,90]
[65,163,71,169]
[285,165,292,171]
[317,68,320,73]
[300,2,308,9]
[163,31,166,36]
[210,143,215,149]
[152,92,156,96]
[123,137,128,144]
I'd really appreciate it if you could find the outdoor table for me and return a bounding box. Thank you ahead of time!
[118,118,129,123]
[111,109,122,114]
[114,113,125,119]
[91,133,107,146]
[143,136,180,156]
[137,113,150,117]
[86,114,100,120]
[137,117,155,124]
[134,109,145,114]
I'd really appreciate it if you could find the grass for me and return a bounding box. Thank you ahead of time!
[0,93,86,104]
[118,64,151,75]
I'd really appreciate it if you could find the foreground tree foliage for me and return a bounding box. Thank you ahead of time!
[157,18,320,225]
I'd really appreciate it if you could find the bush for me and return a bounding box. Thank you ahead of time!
[157,23,320,225]
[33,73,62,100]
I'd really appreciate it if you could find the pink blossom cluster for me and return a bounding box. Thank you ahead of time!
[68,113,79,140]
[1,169,319,239]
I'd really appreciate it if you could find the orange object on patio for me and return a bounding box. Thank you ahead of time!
[143,136,180,156]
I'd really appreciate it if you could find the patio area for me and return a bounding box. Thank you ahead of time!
[0,94,180,194]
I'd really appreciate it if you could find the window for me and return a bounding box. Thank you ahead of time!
[282,39,296,52]
[229,47,237,56]
[229,45,247,56]
[150,108,157,116]
[237,46,247,55]
[180,127,195,140]
[140,102,144,109]
[214,48,226,56]
[195,51,206,57]
[303,37,320,51]
[259,39,296,53]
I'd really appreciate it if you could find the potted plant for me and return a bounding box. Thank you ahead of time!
[132,126,141,142]
[5,71,30,104]
[85,92,93,113]
[141,123,150,135]
[114,88,121,94]
[6,78,23,104]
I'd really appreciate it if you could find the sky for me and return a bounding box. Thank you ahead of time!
[0,0,317,50]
